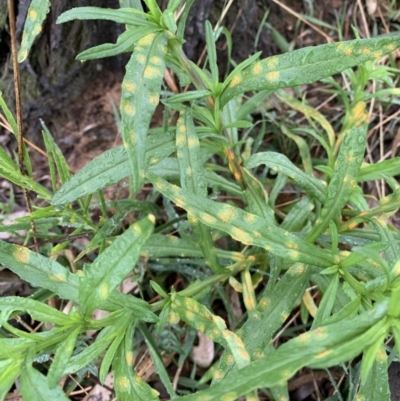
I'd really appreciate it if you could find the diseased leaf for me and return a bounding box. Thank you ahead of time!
[18,0,51,62]
[147,172,336,267]
[79,215,154,316]
[221,34,400,105]
[121,32,167,194]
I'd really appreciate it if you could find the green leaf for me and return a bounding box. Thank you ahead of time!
[63,324,117,375]
[75,208,131,261]
[148,172,336,267]
[176,109,224,273]
[51,132,175,205]
[163,89,212,104]
[280,196,314,232]
[47,326,81,388]
[0,147,51,199]
[18,0,51,62]
[215,264,311,382]
[0,296,77,326]
[120,32,167,194]
[307,119,368,243]
[205,21,218,88]
[77,25,161,60]
[358,157,400,182]
[113,321,160,401]
[311,274,339,328]
[0,358,23,400]
[358,345,390,401]
[140,324,176,398]
[21,359,70,401]
[41,121,71,185]
[0,240,79,301]
[79,215,154,316]
[246,152,326,202]
[177,301,389,401]
[170,293,251,369]
[99,317,130,384]
[57,7,149,26]
[221,34,400,106]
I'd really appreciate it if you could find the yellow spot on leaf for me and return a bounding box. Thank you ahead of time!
[123,102,136,116]
[188,138,196,147]
[50,274,66,282]
[314,327,328,339]
[267,56,277,68]
[117,377,129,390]
[179,125,187,134]
[316,350,332,359]
[201,213,216,225]
[19,50,28,61]
[137,33,156,46]
[244,213,257,224]
[289,250,299,259]
[374,51,382,59]
[29,9,37,20]
[387,44,395,52]
[144,66,159,78]
[344,47,353,55]
[226,354,234,364]
[186,310,194,319]
[229,75,242,88]
[214,370,224,380]
[376,347,387,362]
[167,311,180,324]
[253,62,262,75]
[253,350,265,359]
[149,93,159,106]
[150,56,162,65]
[137,54,146,63]
[126,351,134,365]
[221,392,237,401]
[13,246,29,263]
[259,298,269,310]
[233,171,241,181]
[98,283,109,299]
[186,167,193,175]
[362,47,370,54]
[124,82,136,92]
[133,224,142,235]
[267,71,279,81]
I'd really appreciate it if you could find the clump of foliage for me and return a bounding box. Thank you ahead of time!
[1,0,400,400]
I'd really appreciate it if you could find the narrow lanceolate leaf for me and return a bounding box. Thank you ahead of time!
[77,25,161,61]
[307,114,368,243]
[47,326,81,388]
[0,147,51,199]
[79,215,155,316]
[0,296,76,326]
[214,264,310,382]
[113,322,160,401]
[0,358,23,400]
[20,363,70,401]
[147,173,336,267]
[177,109,224,273]
[357,346,390,401]
[178,301,389,401]
[57,7,148,26]
[221,34,400,105]
[18,0,51,62]
[0,240,79,301]
[141,234,245,262]
[170,293,250,369]
[51,131,175,205]
[358,157,400,182]
[247,152,326,203]
[121,32,167,195]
